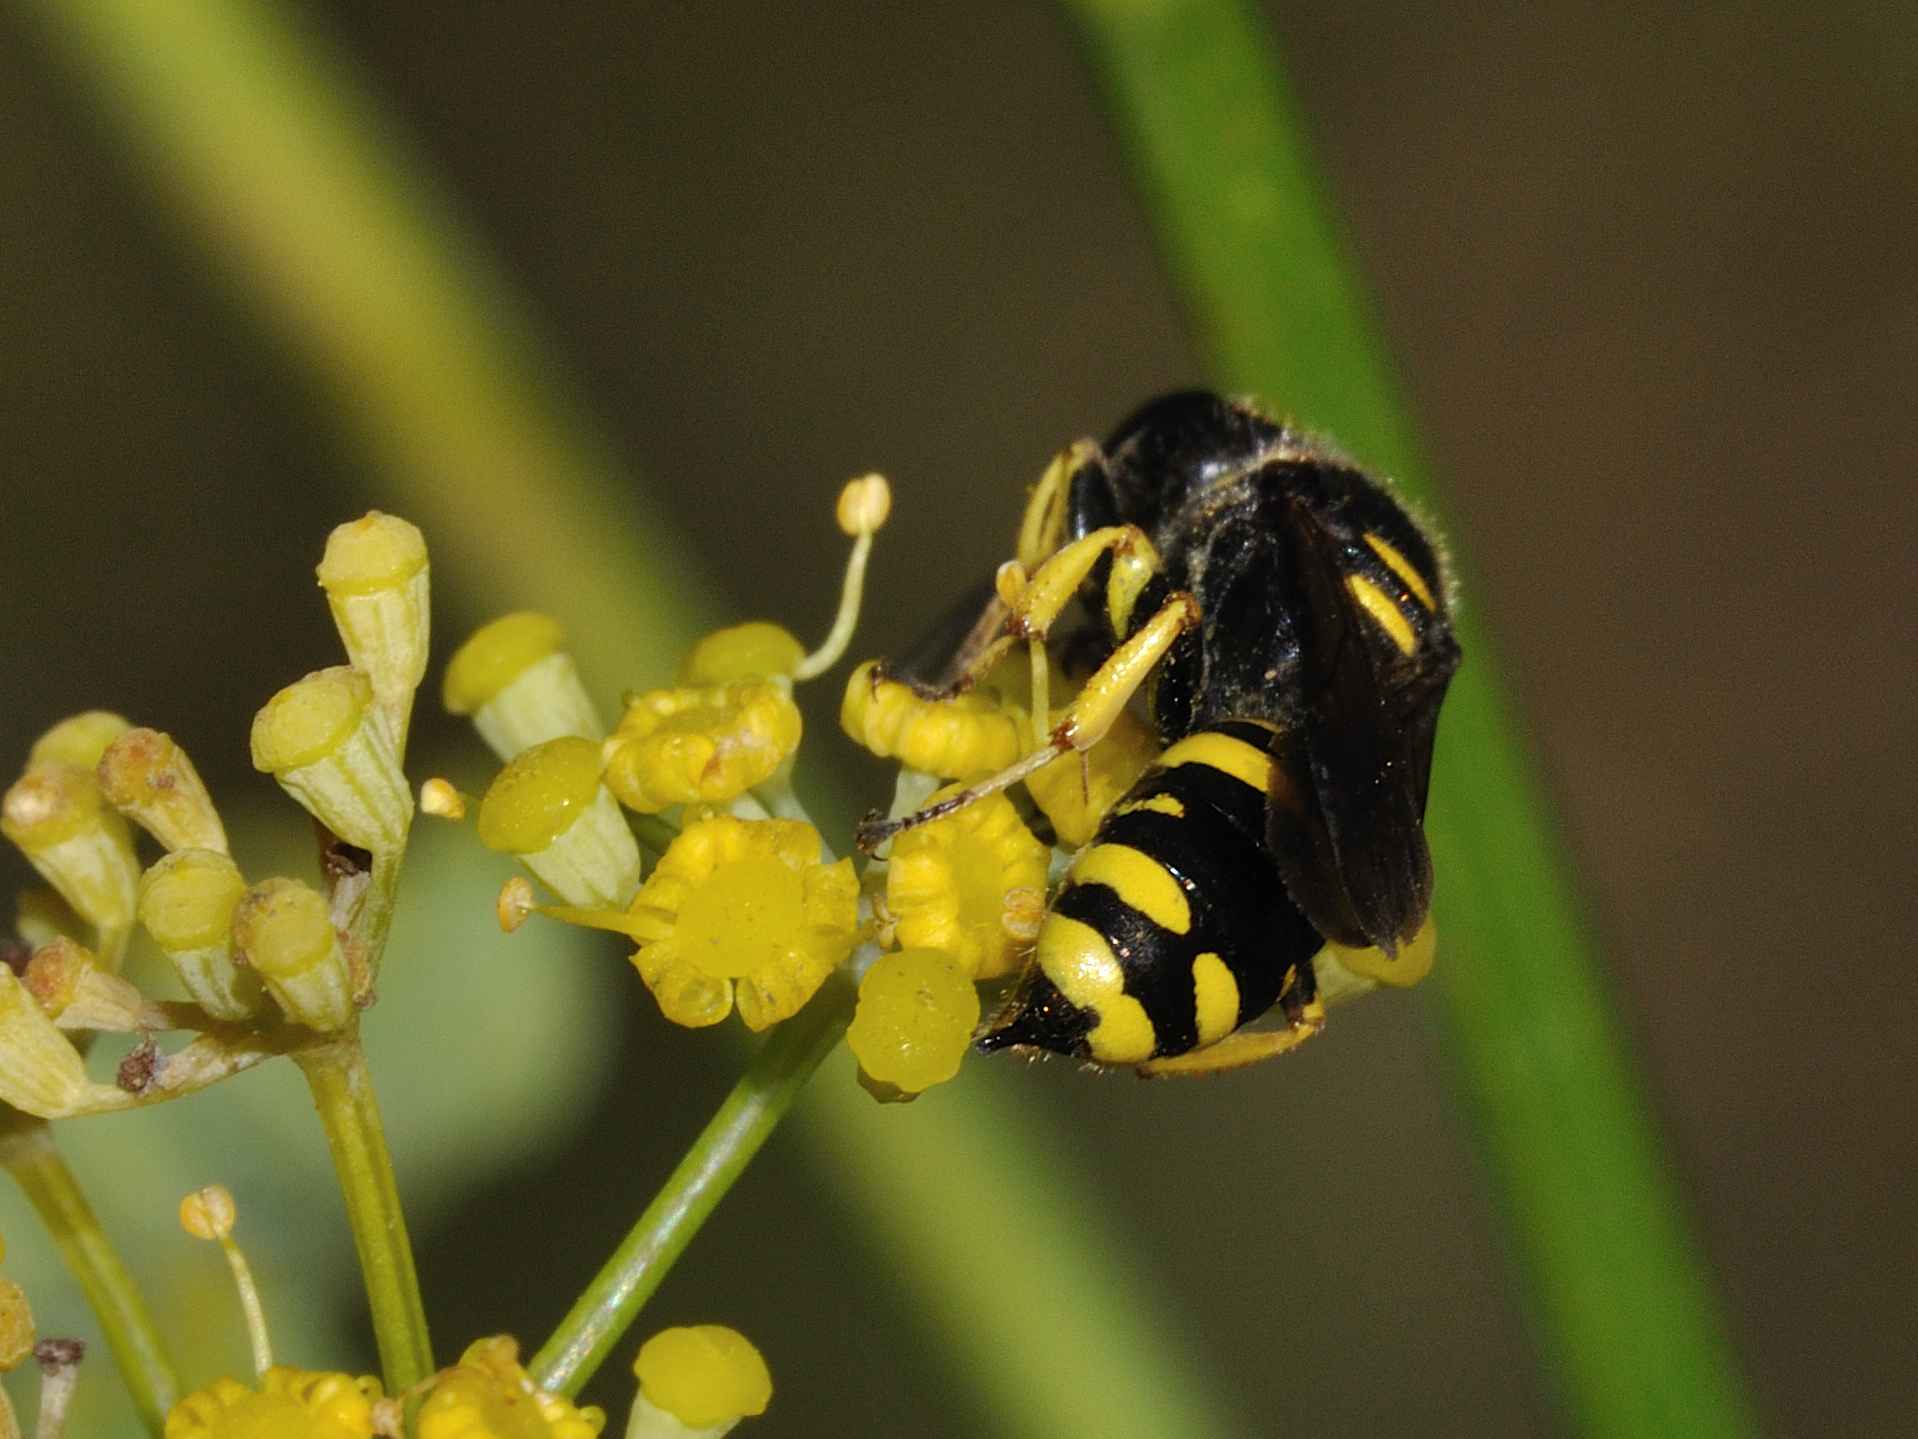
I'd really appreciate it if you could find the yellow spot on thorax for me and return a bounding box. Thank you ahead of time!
[1363,532,1438,609]
[1190,952,1240,1045]
[1157,730,1274,793]
[1345,574,1417,654]
[1071,844,1191,934]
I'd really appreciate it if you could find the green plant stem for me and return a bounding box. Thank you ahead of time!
[356,851,407,977]
[530,972,856,1398]
[1062,2,1756,1435]
[0,1118,178,1435]
[294,1035,433,1394]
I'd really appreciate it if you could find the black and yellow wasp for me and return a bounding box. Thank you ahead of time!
[859,391,1460,1075]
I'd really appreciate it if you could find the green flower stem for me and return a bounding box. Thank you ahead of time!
[293,1035,433,1394]
[530,972,857,1398]
[0,1117,178,1435]
[1062,2,1757,1434]
[363,850,409,974]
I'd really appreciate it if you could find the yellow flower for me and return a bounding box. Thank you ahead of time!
[632,1326,771,1432]
[603,683,802,814]
[847,949,981,1095]
[885,787,1047,980]
[627,816,856,1031]
[165,1368,382,1439]
[1021,705,1159,849]
[838,661,1024,780]
[419,1337,605,1439]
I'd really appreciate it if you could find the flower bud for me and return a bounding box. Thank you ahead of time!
[444,612,603,758]
[23,935,161,1031]
[476,737,640,907]
[1,763,139,943]
[633,1325,772,1433]
[138,849,263,1021]
[250,667,411,854]
[0,966,121,1117]
[29,711,131,770]
[230,878,355,1032]
[96,727,228,854]
[678,622,805,686]
[317,512,430,749]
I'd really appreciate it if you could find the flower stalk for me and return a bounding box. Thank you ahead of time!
[530,970,856,1398]
[0,1117,178,1435]
[292,1035,433,1395]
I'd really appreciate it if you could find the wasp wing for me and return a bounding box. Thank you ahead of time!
[1265,490,1458,954]
[881,574,1009,696]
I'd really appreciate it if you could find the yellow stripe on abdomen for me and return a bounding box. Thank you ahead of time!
[1157,730,1274,794]
[1114,791,1184,820]
[1070,843,1191,934]
[1036,913,1156,1063]
[1191,952,1240,1046]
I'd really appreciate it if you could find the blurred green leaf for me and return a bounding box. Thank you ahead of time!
[1061,1,1758,1434]
[14,0,712,694]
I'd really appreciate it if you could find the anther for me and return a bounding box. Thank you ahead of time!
[793,474,893,681]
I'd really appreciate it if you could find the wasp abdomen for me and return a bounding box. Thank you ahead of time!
[981,721,1321,1065]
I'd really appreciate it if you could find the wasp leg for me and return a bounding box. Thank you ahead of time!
[1016,438,1112,572]
[1134,998,1327,1077]
[855,555,1199,852]
[880,439,1118,707]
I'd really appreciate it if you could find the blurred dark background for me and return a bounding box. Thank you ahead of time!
[3,2,1913,1434]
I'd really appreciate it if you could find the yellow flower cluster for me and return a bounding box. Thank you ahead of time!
[165,1367,383,1439]
[458,479,888,1050]
[447,468,1179,1101]
[163,1340,609,1439]
[0,514,435,1121]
